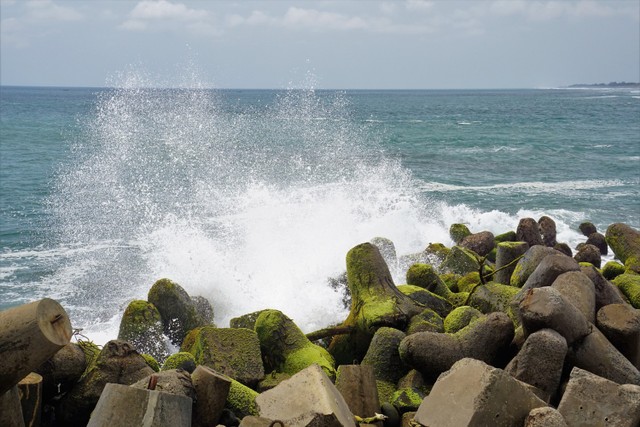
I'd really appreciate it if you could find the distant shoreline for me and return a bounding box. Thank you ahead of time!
[566,82,640,89]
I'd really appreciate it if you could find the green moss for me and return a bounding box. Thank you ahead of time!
[440,246,481,276]
[377,380,397,407]
[161,352,196,371]
[230,310,268,330]
[440,273,461,292]
[406,308,444,335]
[444,306,482,333]
[449,224,471,244]
[76,340,101,379]
[141,353,160,372]
[495,231,517,243]
[612,273,640,308]
[117,299,166,361]
[257,371,291,392]
[397,285,452,318]
[180,326,203,352]
[391,387,425,413]
[425,243,450,260]
[467,283,520,322]
[457,272,480,293]
[226,378,259,418]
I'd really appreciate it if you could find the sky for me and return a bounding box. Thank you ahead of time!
[1,0,639,89]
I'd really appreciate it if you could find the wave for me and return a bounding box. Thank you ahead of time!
[419,179,629,194]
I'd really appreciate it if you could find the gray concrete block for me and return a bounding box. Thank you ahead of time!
[597,303,640,369]
[524,407,567,427]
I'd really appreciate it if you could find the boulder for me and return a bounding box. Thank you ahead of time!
[439,246,481,276]
[443,306,482,333]
[596,303,640,368]
[553,242,573,257]
[335,365,380,420]
[557,367,640,427]
[405,309,444,335]
[58,340,155,426]
[538,216,557,247]
[586,232,608,255]
[524,407,567,427]
[399,312,514,380]
[36,342,86,401]
[574,243,601,268]
[510,246,559,287]
[191,365,231,427]
[255,310,334,380]
[612,273,640,308]
[449,223,471,244]
[161,352,196,373]
[405,263,466,307]
[580,264,627,310]
[131,369,195,400]
[505,329,567,403]
[602,260,626,280]
[147,278,209,346]
[226,378,259,418]
[517,218,543,248]
[467,282,519,321]
[397,285,453,318]
[255,364,356,427]
[328,243,424,365]
[494,241,529,285]
[551,271,596,323]
[414,358,546,427]
[361,327,408,404]
[230,310,269,330]
[182,326,264,387]
[606,223,640,273]
[579,222,598,237]
[118,300,168,362]
[460,231,495,257]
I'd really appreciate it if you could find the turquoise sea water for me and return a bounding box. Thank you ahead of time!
[1,85,639,341]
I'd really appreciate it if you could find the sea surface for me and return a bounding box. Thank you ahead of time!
[1,84,639,343]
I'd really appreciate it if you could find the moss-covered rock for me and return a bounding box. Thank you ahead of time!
[141,353,160,372]
[510,245,559,287]
[230,310,269,330]
[495,230,517,243]
[406,263,467,307]
[574,243,602,268]
[425,243,451,261]
[440,246,481,276]
[256,371,291,393]
[117,299,168,362]
[449,223,471,244]
[76,340,101,379]
[457,271,481,293]
[405,308,444,335]
[391,387,424,414]
[226,378,259,418]
[579,222,598,237]
[255,309,335,380]
[468,282,520,322]
[443,306,482,333]
[362,327,409,405]
[328,243,425,365]
[460,231,496,257]
[148,278,209,346]
[397,285,453,318]
[606,223,640,273]
[440,272,461,292]
[602,261,626,280]
[183,326,264,387]
[161,351,196,372]
[494,241,529,286]
[612,273,640,308]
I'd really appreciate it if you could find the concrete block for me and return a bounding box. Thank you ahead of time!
[551,271,596,323]
[414,358,546,427]
[558,367,640,427]
[524,407,567,427]
[256,364,356,427]
[597,303,640,369]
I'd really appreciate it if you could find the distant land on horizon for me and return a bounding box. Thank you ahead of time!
[567,82,640,88]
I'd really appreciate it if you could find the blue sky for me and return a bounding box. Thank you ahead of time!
[1,0,638,89]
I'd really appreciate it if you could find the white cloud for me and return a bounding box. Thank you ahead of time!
[119,0,220,36]
[406,0,434,12]
[282,7,368,31]
[25,0,83,22]
[128,0,207,21]
[490,0,621,21]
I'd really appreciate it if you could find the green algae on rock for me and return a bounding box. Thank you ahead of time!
[255,309,335,380]
[602,260,626,280]
[449,223,472,244]
[117,299,168,362]
[444,306,482,333]
[161,351,196,372]
[226,378,259,418]
[141,353,160,372]
[606,223,640,273]
[361,327,408,405]
[611,273,640,308]
[405,308,444,335]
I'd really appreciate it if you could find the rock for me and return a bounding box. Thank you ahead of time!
[495,230,517,243]
[182,326,264,387]
[424,242,450,261]
[443,306,482,333]
[551,271,596,323]
[329,243,424,365]
[606,223,640,273]
[0,386,24,427]
[596,303,640,369]
[219,408,241,426]
[449,223,471,244]
[255,310,334,380]
[580,264,627,310]
[255,364,356,427]
[191,365,231,427]
[397,285,453,318]
[440,246,481,276]
[381,402,401,427]
[557,367,640,427]
[147,278,209,346]
[117,300,168,362]
[579,222,598,237]
[553,242,573,257]
[538,216,557,247]
[494,241,529,285]
[414,358,546,427]
[230,310,269,330]
[510,246,559,287]
[226,379,259,419]
[141,353,160,372]
[612,273,640,308]
[361,327,408,404]
[335,365,380,420]
[456,272,480,293]
[602,260,626,280]
[238,416,275,427]
[505,329,567,403]
[391,387,424,414]
[191,295,214,324]
[256,371,291,392]
[517,218,543,248]
[460,231,495,257]
[574,243,602,268]
[406,263,467,307]
[586,232,608,255]
[405,308,444,335]
[399,312,514,380]
[161,352,196,373]
[524,407,567,427]
[36,342,86,401]
[58,340,155,426]
[468,283,519,321]
[131,369,195,400]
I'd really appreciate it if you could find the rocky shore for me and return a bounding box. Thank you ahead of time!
[1,218,639,427]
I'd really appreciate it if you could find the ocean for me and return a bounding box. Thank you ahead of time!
[1,83,639,344]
